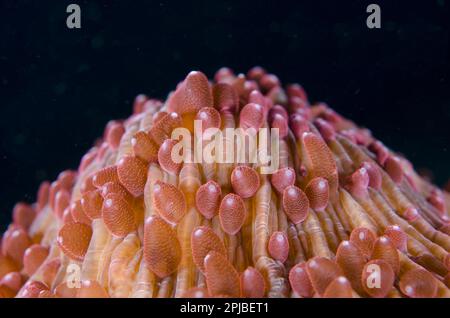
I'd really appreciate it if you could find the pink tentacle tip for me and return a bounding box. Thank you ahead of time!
[289,263,314,298]
[427,190,447,216]
[195,107,222,134]
[259,73,280,92]
[339,129,358,144]
[445,179,450,193]
[289,96,310,116]
[215,67,235,83]
[270,167,296,194]
[321,107,343,125]
[239,103,265,131]
[240,267,266,298]
[218,193,246,235]
[12,203,35,231]
[268,231,289,263]
[445,253,450,271]
[143,99,163,113]
[399,268,438,298]
[282,185,309,224]
[269,105,288,121]
[246,89,273,118]
[158,139,183,176]
[231,166,260,199]
[323,276,353,298]
[247,66,266,81]
[305,177,329,211]
[132,94,148,115]
[286,83,308,102]
[314,118,336,142]
[248,90,266,110]
[269,113,289,139]
[383,225,408,253]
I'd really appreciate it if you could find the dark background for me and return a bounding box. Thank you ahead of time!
[0,0,449,231]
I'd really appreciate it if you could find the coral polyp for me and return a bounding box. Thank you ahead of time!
[1,67,449,298]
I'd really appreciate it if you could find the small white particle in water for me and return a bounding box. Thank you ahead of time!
[318,180,326,189]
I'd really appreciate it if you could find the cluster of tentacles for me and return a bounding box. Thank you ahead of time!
[0,67,449,298]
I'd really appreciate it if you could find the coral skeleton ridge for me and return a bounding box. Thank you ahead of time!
[1,67,449,298]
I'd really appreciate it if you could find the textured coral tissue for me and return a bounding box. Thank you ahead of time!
[1,67,449,298]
